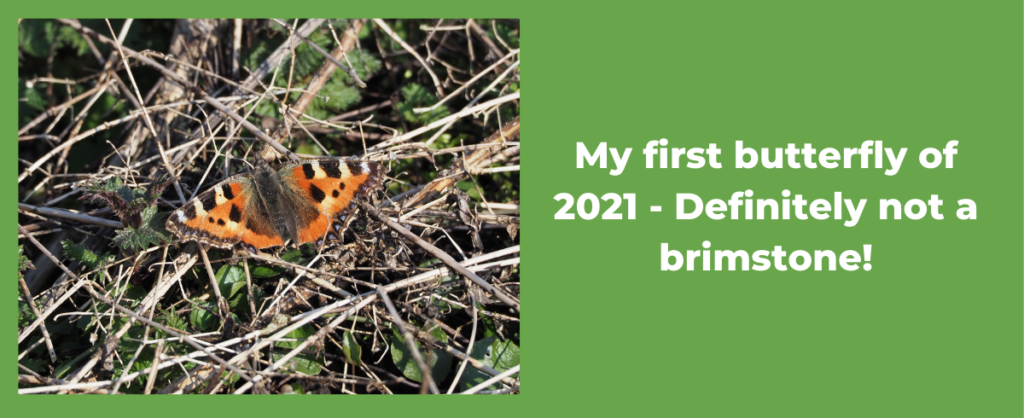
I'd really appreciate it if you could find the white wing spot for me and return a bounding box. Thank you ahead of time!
[360,162,370,174]
[193,200,208,217]
[176,210,186,222]
[214,187,228,205]
[310,161,325,179]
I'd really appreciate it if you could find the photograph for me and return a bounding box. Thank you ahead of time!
[16,18,520,394]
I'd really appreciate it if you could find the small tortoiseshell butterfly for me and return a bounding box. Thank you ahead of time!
[166,159,386,253]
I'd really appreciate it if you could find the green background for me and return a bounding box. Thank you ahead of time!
[5,0,1022,416]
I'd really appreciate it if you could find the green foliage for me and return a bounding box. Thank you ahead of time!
[112,205,169,254]
[18,245,34,280]
[491,20,520,50]
[244,41,271,74]
[458,337,520,392]
[80,93,124,133]
[18,299,37,328]
[80,176,171,253]
[418,257,441,269]
[21,82,47,111]
[158,307,188,336]
[58,25,91,56]
[126,356,154,388]
[61,240,113,271]
[273,324,322,375]
[390,324,452,384]
[291,29,334,76]
[251,31,381,122]
[489,339,520,372]
[457,171,519,204]
[397,83,451,125]
[343,49,382,81]
[73,282,145,334]
[307,76,361,120]
[215,264,253,312]
[81,176,168,228]
[18,20,90,59]
[250,248,304,279]
[117,283,147,307]
[54,347,96,379]
[456,180,481,200]
[479,316,499,339]
[189,300,215,331]
[20,358,46,375]
[489,171,520,202]
[342,330,362,365]
[250,264,284,278]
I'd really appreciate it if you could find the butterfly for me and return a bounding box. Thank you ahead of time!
[166,159,386,253]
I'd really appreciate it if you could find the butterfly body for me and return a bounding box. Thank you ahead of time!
[167,159,385,253]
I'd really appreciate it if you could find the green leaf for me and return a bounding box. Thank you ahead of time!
[227,280,247,300]
[61,241,112,270]
[227,282,249,310]
[456,180,481,200]
[140,204,160,225]
[47,318,74,337]
[342,330,362,365]
[280,249,303,262]
[418,257,441,268]
[251,286,267,313]
[121,284,147,308]
[23,86,47,111]
[189,300,215,331]
[216,264,245,288]
[56,24,90,56]
[18,300,36,327]
[76,311,94,331]
[81,175,171,253]
[390,325,452,384]
[480,316,498,338]
[215,265,250,310]
[158,307,187,337]
[272,324,322,375]
[244,42,271,75]
[458,337,520,392]
[18,20,56,58]
[340,49,381,81]
[18,245,35,279]
[489,339,521,374]
[396,83,450,125]
[54,347,96,379]
[458,336,494,391]
[219,369,241,387]
[20,358,46,375]
[250,264,285,278]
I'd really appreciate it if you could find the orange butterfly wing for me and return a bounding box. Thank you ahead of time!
[283,160,385,245]
[166,177,285,249]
